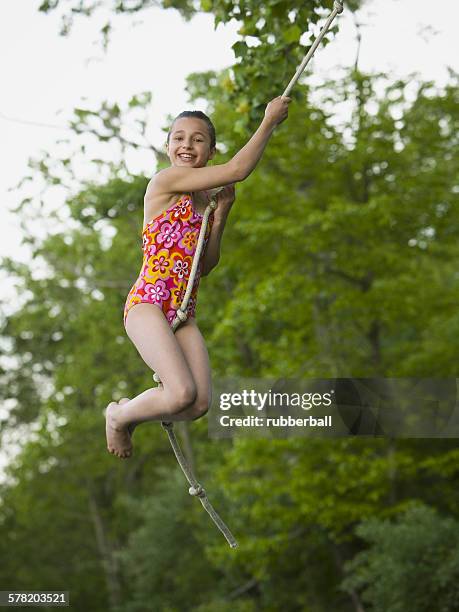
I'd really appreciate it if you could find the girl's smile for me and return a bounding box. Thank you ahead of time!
[166,117,215,168]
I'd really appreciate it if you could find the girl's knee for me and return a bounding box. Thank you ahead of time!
[165,383,198,416]
[189,395,212,420]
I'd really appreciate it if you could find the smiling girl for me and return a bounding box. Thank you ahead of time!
[105,95,291,458]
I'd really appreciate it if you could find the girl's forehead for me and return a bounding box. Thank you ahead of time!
[171,117,209,135]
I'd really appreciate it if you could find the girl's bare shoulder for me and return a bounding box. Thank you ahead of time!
[143,173,181,230]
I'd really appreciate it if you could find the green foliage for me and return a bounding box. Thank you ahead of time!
[1,174,150,425]
[194,71,459,378]
[115,468,223,612]
[341,504,459,612]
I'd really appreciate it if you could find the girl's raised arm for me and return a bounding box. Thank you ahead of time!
[153,96,291,194]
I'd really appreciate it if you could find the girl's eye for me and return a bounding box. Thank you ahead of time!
[173,136,203,142]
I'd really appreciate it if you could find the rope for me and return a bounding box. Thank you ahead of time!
[161,421,238,548]
[154,1,344,549]
[282,1,344,98]
[155,193,238,549]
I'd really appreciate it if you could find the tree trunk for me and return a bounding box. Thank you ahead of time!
[368,319,382,370]
[86,481,122,610]
[332,543,366,612]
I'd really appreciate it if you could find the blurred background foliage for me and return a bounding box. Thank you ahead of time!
[1,0,458,610]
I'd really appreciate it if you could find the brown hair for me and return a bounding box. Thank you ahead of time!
[167,111,216,150]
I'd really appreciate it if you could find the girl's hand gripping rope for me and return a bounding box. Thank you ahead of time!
[264,95,292,128]
[214,184,236,220]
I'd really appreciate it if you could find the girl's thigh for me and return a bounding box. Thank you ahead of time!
[174,317,212,413]
[124,303,195,395]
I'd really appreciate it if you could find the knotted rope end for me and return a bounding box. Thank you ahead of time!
[189,484,206,498]
[177,309,188,322]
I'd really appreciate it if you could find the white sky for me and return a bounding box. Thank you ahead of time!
[0,1,458,475]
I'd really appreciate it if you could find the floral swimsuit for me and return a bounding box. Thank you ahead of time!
[123,192,213,327]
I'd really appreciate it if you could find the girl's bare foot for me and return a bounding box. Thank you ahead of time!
[117,397,139,437]
[105,401,133,459]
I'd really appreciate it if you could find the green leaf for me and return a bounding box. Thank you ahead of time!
[283,24,302,44]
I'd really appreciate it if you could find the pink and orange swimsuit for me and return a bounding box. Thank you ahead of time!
[123,192,214,327]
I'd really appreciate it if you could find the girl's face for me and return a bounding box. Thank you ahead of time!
[166,117,215,168]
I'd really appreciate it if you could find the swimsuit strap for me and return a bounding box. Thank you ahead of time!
[190,191,212,217]
[142,194,189,235]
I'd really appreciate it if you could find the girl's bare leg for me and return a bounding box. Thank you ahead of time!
[173,317,212,421]
[107,319,212,458]
[106,303,205,457]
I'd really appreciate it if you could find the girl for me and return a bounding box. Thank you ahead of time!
[105,95,291,458]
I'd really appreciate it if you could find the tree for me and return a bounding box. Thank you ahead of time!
[341,504,459,612]
[37,0,363,122]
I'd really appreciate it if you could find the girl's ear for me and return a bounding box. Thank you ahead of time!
[209,146,217,160]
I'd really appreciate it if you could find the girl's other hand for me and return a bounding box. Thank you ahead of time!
[264,95,292,128]
[214,184,235,219]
